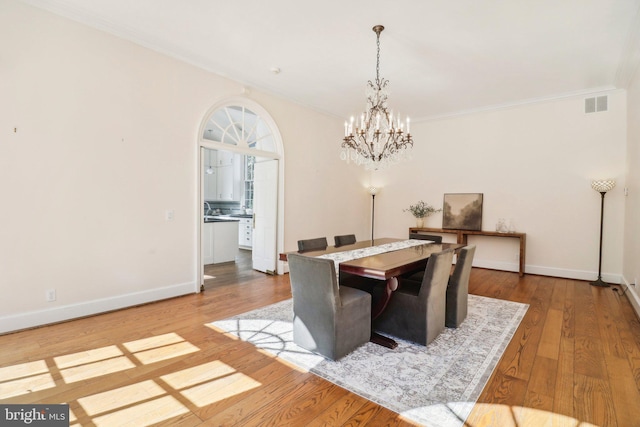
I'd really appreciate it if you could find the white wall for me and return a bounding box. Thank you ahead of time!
[623,61,640,313]
[0,1,368,333]
[373,93,627,281]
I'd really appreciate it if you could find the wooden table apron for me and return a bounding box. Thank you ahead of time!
[282,239,463,348]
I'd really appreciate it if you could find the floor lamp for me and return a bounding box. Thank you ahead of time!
[590,179,616,287]
[369,187,379,241]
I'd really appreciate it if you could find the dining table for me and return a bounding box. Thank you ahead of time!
[281,238,464,348]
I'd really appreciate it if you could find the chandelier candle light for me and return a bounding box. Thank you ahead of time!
[341,25,413,170]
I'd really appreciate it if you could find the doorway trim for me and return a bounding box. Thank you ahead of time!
[196,96,285,292]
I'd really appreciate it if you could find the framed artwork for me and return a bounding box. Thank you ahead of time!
[442,193,483,231]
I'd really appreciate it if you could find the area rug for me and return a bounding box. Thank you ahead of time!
[210,295,528,427]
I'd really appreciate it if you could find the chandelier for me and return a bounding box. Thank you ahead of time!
[341,25,413,170]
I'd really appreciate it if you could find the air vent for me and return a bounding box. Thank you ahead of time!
[585,95,608,114]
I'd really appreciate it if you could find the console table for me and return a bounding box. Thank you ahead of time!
[409,227,527,277]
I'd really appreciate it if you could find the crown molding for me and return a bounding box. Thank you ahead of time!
[416,87,620,123]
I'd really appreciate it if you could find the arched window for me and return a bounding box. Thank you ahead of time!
[201,105,278,154]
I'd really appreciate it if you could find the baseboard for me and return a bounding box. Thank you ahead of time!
[622,275,640,319]
[473,259,622,284]
[472,259,520,273]
[0,281,196,335]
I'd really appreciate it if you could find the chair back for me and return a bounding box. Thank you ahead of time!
[450,245,475,291]
[334,234,356,247]
[288,253,339,312]
[288,253,371,360]
[409,232,443,244]
[418,249,454,341]
[446,245,476,327]
[419,249,455,298]
[297,237,328,252]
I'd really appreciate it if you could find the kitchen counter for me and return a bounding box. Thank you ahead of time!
[202,220,239,264]
[204,215,240,223]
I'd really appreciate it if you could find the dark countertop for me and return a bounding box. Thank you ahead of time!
[204,216,240,223]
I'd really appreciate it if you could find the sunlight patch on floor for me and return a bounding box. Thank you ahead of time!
[60,356,135,383]
[54,345,123,369]
[161,360,261,407]
[78,380,165,416]
[160,360,236,389]
[180,372,261,407]
[467,403,600,427]
[124,332,200,365]
[123,333,184,353]
[0,360,56,399]
[0,359,48,381]
[132,342,199,365]
[91,395,188,427]
[0,371,56,399]
[0,331,264,424]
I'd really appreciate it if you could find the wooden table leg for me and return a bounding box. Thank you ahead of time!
[370,332,398,349]
[371,277,397,319]
[519,235,526,277]
[370,277,399,349]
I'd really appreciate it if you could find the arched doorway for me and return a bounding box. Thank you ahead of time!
[197,97,284,291]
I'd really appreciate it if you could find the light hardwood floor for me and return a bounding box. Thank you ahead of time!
[2,257,640,426]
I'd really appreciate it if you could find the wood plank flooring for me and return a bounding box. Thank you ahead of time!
[2,256,640,426]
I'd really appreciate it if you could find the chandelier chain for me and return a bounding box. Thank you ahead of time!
[375,28,381,86]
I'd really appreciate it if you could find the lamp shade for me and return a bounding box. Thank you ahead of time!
[591,179,616,192]
[368,186,379,196]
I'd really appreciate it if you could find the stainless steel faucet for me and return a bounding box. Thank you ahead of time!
[204,201,211,215]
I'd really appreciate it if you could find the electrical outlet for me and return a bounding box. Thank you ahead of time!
[165,210,174,221]
[46,289,56,302]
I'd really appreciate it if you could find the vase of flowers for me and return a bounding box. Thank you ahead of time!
[404,200,442,228]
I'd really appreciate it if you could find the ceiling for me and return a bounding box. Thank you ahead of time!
[22,0,640,121]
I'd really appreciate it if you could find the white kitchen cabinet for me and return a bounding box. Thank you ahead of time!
[204,149,243,201]
[216,164,234,200]
[217,150,234,166]
[212,220,239,263]
[202,220,239,265]
[238,217,253,248]
[215,152,242,201]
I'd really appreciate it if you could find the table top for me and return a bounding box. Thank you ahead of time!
[279,238,400,261]
[340,242,462,280]
[281,238,463,280]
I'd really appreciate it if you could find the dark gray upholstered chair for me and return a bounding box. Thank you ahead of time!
[409,232,443,244]
[334,234,356,247]
[287,253,372,360]
[297,237,328,252]
[373,249,454,345]
[446,245,476,328]
[401,245,476,328]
